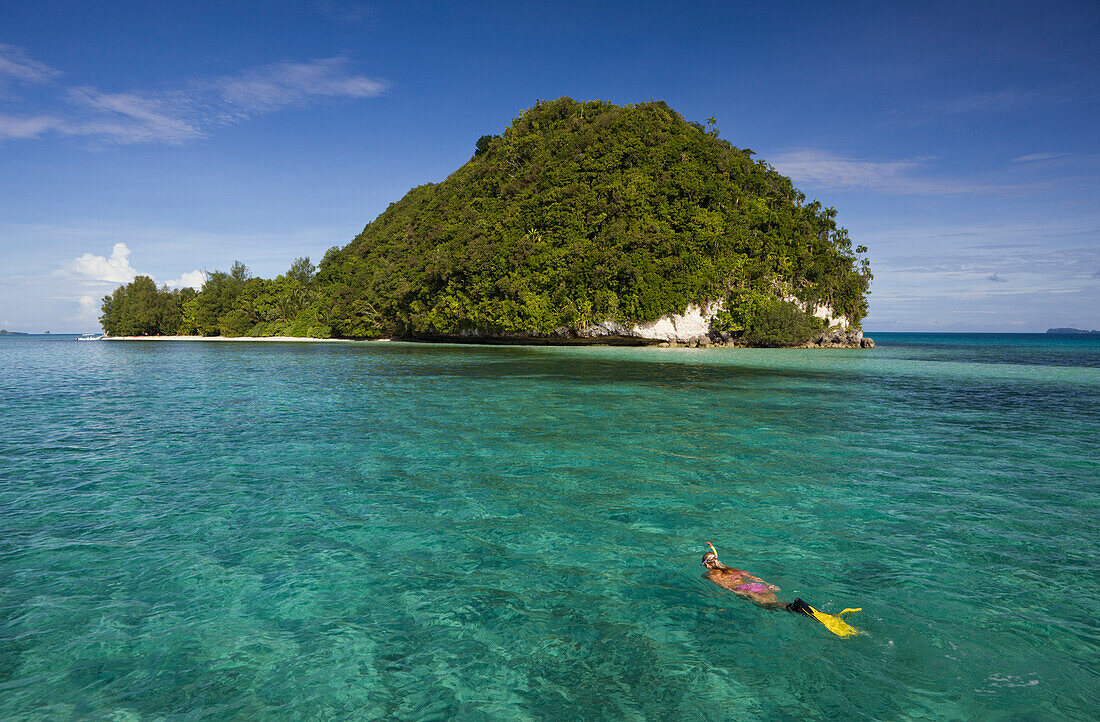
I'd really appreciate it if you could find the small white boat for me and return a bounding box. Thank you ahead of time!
[77,333,104,341]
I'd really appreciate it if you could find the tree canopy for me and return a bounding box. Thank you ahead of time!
[100,276,192,337]
[101,257,329,339]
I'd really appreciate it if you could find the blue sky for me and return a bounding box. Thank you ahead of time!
[1,0,1097,332]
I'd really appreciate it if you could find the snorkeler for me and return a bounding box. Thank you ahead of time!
[700,544,799,611]
[701,542,862,636]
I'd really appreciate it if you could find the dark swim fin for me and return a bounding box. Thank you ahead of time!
[786,598,861,638]
[786,598,814,615]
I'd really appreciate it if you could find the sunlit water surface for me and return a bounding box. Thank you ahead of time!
[1,333,1097,719]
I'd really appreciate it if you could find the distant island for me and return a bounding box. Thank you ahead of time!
[0,330,29,336]
[98,98,873,348]
[1046,327,1099,334]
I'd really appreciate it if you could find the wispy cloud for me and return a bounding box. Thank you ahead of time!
[857,215,1100,331]
[932,89,1037,116]
[770,150,1012,195]
[883,244,1100,278]
[66,87,203,145]
[868,218,1100,252]
[0,43,61,84]
[897,87,1073,128]
[1012,152,1070,164]
[0,113,63,140]
[867,235,1100,310]
[0,46,387,146]
[770,150,920,191]
[215,57,386,113]
[311,0,376,25]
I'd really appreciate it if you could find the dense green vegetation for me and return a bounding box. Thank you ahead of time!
[100,276,193,337]
[101,98,871,345]
[100,258,329,338]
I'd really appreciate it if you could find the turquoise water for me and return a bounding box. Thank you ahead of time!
[1,333,1097,720]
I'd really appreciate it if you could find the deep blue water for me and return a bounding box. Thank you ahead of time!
[1,333,1097,719]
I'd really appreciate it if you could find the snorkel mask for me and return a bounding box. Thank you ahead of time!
[701,541,720,567]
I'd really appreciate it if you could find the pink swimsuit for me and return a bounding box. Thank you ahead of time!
[734,582,770,594]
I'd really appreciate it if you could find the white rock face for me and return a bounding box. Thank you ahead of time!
[802,300,849,330]
[628,301,723,341]
[574,302,722,342]
[570,320,632,338]
[575,297,850,343]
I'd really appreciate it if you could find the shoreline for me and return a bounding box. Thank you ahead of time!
[99,334,873,348]
[102,335,387,343]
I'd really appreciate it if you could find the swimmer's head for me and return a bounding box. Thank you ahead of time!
[701,551,720,569]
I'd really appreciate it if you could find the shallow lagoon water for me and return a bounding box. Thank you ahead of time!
[1,333,1097,719]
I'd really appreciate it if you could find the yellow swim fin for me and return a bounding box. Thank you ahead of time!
[806,605,862,638]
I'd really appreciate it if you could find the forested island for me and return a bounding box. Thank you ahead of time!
[1046,328,1098,334]
[100,98,873,347]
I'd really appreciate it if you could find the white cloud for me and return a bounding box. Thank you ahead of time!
[771,150,921,192]
[1012,152,1070,164]
[76,295,99,319]
[68,242,140,283]
[163,270,206,289]
[216,58,386,113]
[0,113,63,140]
[933,89,1034,116]
[0,43,61,84]
[0,46,387,146]
[59,294,103,327]
[898,88,1070,128]
[770,150,1023,195]
[65,87,202,145]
